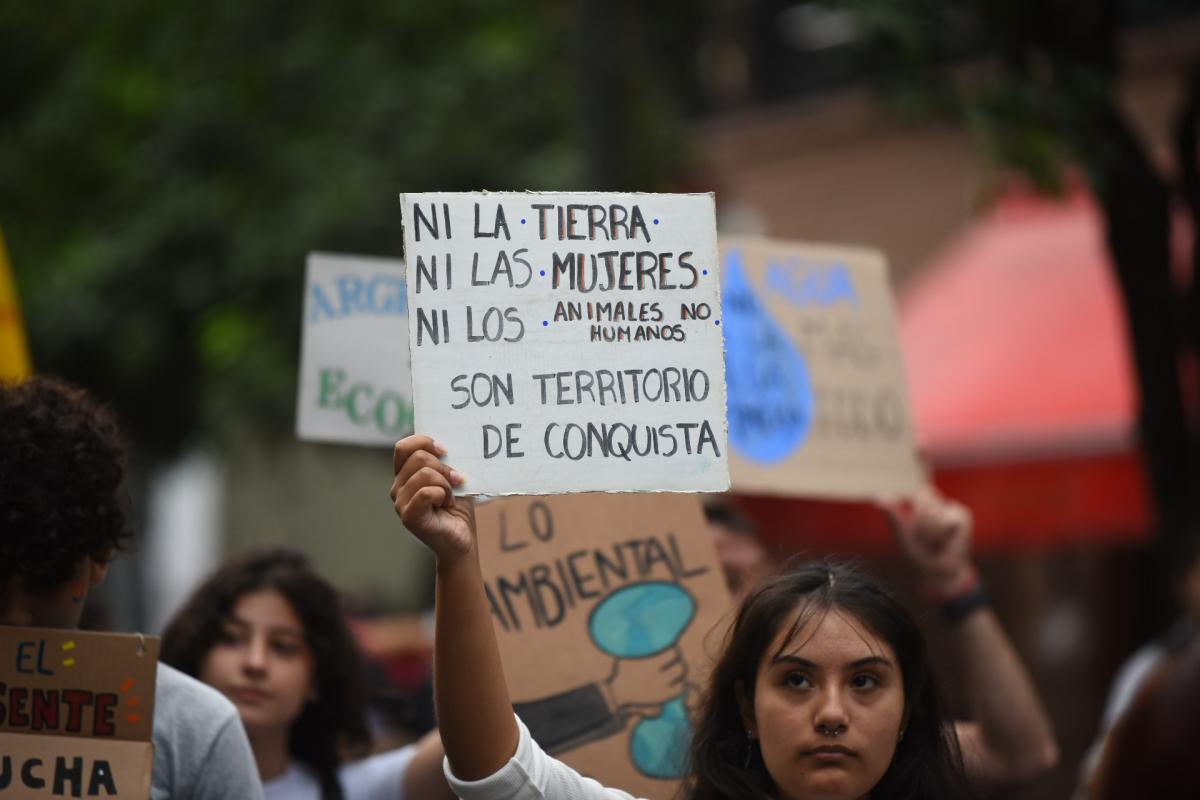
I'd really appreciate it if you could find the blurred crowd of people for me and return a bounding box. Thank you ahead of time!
[3,375,1198,798]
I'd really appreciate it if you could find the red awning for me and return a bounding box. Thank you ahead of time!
[740,190,1152,553]
[901,190,1137,459]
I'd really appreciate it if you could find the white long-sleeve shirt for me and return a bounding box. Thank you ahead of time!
[444,717,642,800]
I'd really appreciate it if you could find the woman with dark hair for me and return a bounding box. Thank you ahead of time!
[161,548,453,800]
[687,564,972,799]
[388,435,1033,800]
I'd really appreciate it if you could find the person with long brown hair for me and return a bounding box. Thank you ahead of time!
[388,434,1055,800]
[161,548,453,800]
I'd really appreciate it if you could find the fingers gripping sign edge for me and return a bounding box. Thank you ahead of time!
[391,436,478,564]
[392,441,468,540]
[392,436,466,508]
[394,435,447,475]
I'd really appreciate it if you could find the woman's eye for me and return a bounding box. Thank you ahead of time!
[216,628,243,646]
[784,672,812,689]
[271,640,302,657]
[851,673,880,690]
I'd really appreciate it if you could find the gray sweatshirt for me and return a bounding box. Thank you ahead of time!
[152,663,264,800]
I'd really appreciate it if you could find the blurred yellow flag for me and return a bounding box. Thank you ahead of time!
[0,227,32,380]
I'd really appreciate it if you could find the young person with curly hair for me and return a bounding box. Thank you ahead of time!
[161,548,453,800]
[0,376,264,800]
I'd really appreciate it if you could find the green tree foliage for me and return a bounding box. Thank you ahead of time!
[0,1,694,459]
[816,0,1121,188]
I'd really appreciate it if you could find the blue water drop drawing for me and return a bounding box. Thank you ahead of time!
[722,248,815,463]
[590,583,696,778]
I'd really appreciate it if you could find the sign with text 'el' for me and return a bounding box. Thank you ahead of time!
[0,626,159,798]
[722,237,923,499]
[475,493,731,800]
[296,252,413,446]
[401,192,729,495]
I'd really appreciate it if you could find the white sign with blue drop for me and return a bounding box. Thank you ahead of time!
[401,192,729,496]
[296,252,414,446]
[721,238,924,498]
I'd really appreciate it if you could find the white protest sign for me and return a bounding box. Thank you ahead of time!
[296,252,413,446]
[400,192,729,495]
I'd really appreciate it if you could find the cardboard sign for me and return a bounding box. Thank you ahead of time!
[296,252,413,446]
[0,734,152,799]
[721,237,924,499]
[474,493,731,800]
[400,192,729,495]
[0,627,159,799]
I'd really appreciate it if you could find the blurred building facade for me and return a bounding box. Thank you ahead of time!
[694,7,1200,798]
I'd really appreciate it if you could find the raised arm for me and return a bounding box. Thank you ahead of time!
[389,435,518,780]
[885,488,1059,786]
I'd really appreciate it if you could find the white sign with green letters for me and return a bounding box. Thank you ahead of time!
[296,252,412,446]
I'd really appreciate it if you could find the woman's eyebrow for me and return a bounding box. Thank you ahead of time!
[268,626,305,638]
[225,615,302,638]
[848,656,894,670]
[769,655,895,670]
[770,654,818,667]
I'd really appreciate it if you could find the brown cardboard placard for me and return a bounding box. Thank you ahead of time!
[0,627,159,742]
[0,733,153,798]
[721,237,924,499]
[0,627,158,799]
[475,493,731,800]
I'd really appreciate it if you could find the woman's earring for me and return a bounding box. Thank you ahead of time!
[743,730,755,769]
[898,728,906,742]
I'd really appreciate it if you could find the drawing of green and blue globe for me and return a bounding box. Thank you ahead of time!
[589,582,696,779]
